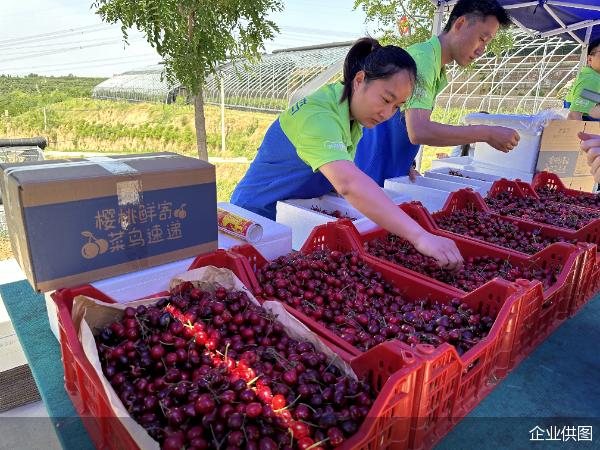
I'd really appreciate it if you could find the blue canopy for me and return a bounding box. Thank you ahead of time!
[431,1,600,46]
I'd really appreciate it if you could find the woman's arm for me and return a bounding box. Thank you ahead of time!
[319,160,463,269]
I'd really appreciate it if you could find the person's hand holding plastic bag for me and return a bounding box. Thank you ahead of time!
[578,132,600,183]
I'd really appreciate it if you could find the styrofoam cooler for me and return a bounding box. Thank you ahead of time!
[391,175,486,195]
[430,155,474,170]
[384,177,452,212]
[45,256,198,339]
[424,168,494,194]
[0,301,26,371]
[322,189,412,214]
[0,260,28,368]
[430,156,534,182]
[217,202,292,260]
[277,196,366,250]
[427,166,503,182]
[277,190,412,249]
[466,113,543,174]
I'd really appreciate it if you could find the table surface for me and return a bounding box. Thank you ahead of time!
[1,279,599,450]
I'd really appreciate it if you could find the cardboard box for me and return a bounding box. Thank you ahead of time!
[536,120,599,192]
[0,153,218,291]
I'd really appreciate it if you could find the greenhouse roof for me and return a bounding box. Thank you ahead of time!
[203,42,352,112]
[92,64,180,103]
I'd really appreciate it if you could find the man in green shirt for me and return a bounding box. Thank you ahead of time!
[355,0,521,186]
[566,38,600,121]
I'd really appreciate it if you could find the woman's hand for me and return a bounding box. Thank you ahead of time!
[411,230,464,271]
[578,132,600,183]
[319,160,464,270]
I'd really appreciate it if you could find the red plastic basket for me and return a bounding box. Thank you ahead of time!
[485,180,600,245]
[232,228,536,450]
[590,253,600,299]
[50,250,258,450]
[487,178,529,199]
[52,250,422,450]
[532,171,600,213]
[188,248,255,287]
[359,202,579,331]
[52,286,139,450]
[428,190,596,317]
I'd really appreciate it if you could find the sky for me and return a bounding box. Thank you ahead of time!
[0,0,374,78]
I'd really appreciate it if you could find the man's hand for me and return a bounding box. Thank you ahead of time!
[485,126,520,153]
[579,132,600,183]
[408,167,421,182]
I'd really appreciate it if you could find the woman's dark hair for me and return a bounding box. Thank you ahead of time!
[341,37,417,103]
[443,0,511,33]
[588,38,600,56]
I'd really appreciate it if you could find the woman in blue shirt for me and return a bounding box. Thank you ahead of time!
[232,38,463,269]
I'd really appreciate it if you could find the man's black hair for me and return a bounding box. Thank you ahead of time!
[443,0,511,33]
[588,37,600,56]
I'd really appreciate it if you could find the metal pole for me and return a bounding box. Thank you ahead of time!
[420,1,445,172]
[220,77,226,153]
[432,2,445,36]
[579,26,593,70]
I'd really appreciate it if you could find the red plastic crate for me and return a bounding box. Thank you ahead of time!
[359,203,579,329]
[52,250,422,450]
[343,342,421,450]
[428,190,596,317]
[52,286,138,450]
[532,171,600,213]
[50,250,257,450]
[232,230,535,450]
[188,248,256,288]
[514,179,540,198]
[591,253,600,298]
[487,178,529,199]
[485,180,600,245]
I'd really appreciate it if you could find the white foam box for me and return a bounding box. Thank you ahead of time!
[430,156,474,170]
[427,166,503,183]
[424,168,494,195]
[217,202,292,260]
[276,189,405,250]
[322,189,410,205]
[466,113,543,174]
[384,178,451,213]
[45,256,196,340]
[0,300,26,372]
[430,157,534,182]
[0,260,27,371]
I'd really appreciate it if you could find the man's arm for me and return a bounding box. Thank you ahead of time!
[405,108,520,152]
[587,104,600,119]
[567,111,584,120]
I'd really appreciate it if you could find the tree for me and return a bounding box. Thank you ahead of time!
[354,0,513,56]
[93,0,283,161]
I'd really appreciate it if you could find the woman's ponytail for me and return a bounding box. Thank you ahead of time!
[341,37,417,103]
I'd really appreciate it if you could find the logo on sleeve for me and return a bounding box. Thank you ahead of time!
[324,141,347,151]
[291,98,308,115]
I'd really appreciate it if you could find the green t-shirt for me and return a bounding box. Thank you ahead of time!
[405,36,449,111]
[566,66,600,114]
[279,82,363,172]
